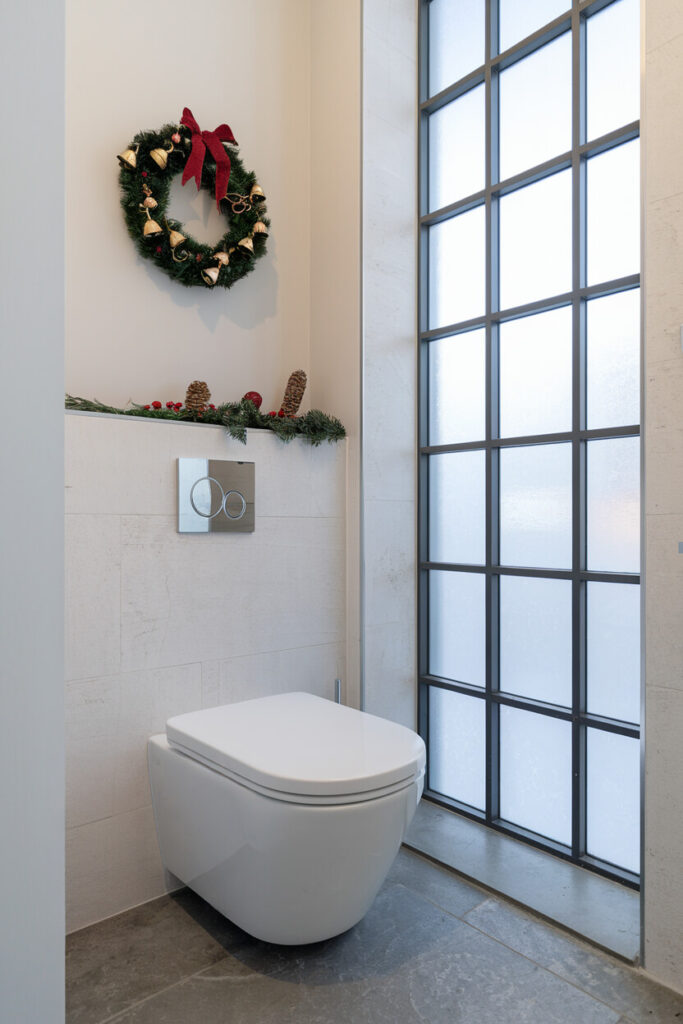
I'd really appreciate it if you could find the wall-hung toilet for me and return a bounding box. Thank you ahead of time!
[148,691,425,945]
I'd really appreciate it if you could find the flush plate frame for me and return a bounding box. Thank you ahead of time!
[177,458,255,533]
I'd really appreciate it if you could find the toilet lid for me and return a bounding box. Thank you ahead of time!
[166,692,426,799]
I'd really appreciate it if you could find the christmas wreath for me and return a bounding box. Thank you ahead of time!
[117,108,269,289]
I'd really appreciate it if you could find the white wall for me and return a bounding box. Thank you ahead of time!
[66,0,312,413]
[643,0,683,991]
[361,0,418,729]
[0,3,65,1020]
[65,413,346,931]
[309,0,363,709]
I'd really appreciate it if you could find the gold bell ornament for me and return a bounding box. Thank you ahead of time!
[237,235,254,256]
[149,142,174,170]
[142,209,162,237]
[168,228,186,249]
[168,227,189,262]
[142,196,158,209]
[213,251,230,266]
[117,144,139,170]
[253,221,268,238]
[201,265,220,286]
[249,184,266,204]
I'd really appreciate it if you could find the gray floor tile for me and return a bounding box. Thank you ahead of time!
[66,889,256,1024]
[386,847,488,919]
[108,884,621,1024]
[406,800,640,961]
[465,897,683,1024]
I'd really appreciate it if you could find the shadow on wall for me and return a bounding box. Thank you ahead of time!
[134,178,278,333]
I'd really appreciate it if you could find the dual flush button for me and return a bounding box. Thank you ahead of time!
[177,458,255,533]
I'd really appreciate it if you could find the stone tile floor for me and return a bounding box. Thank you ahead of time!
[66,849,683,1024]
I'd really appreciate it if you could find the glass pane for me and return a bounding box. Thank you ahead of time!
[587,437,640,573]
[429,687,486,808]
[500,170,572,310]
[499,0,569,53]
[429,451,486,564]
[499,33,571,181]
[429,0,485,97]
[587,729,640,874]
[587,582,641,724]
[429,570,486,686]
[500,443,572,569]
[587,140,640,286]
[499,307,572,438]
[429,207,486,329]
[500,706,572,845]
[430,86,485,210]
[587,0,640,142]
[429,330,485,445]
[587,289,640,430]
[500,576,572,706]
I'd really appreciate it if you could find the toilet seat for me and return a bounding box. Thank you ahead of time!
[166,691,426,806]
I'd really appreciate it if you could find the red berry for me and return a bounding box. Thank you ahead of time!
[141,171,147,178]
[278,409,285,417]
[143,404,151,410]
[165,401,174,408]
[152,401,162,409]
[196,254,202,262]
[174,402,182,409]
[209,404,216,410]
[171,132,181,144]
[268,411,277,417]
[156,246,162,254]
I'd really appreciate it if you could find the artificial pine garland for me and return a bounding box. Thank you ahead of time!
[118,109,269,289]
[65,395,346,447]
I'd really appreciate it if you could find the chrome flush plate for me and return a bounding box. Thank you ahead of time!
[177,458,255,533]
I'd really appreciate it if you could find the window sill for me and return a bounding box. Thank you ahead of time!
[404,798,640,963]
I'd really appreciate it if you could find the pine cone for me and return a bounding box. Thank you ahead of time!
[185,380,211,412]
[280,370,307,417]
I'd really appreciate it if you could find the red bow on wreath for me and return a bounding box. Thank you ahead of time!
[180,107,237,210]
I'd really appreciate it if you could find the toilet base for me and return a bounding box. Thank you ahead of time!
[148,735,422,945]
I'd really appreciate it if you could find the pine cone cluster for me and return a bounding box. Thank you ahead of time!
[185,380,211,412]
[280,370,307,417]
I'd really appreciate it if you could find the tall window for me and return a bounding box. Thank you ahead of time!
[419,0,641,884]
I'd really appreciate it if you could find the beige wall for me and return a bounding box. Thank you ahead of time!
[66,0,312,412]
[643,0,683,991]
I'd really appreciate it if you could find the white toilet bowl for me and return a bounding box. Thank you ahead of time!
[148,691,425,945]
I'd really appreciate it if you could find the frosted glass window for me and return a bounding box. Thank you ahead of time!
[587,437,640,574]
[587,0,640,141]
[587,582,641,724]
[429,687,486,809]
[500,576,572,707]
[587,141,640,286]
[499,307,572,438]
[500,444,572,569]
[429,207,486,329]
[500,707,572,845]
[429,571,486,686]
[499,34,571,182]
[429,330,486,445]
[430,86,485,210]
[499,0,569,53]
[429,0,485,97]
[429,451,486,565]
[587,289,640,430]
[500,171,572,310]
[587,729,640,874]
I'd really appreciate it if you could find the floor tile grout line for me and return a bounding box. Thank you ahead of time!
[392,871,633,1023]
[403,840,638,965]
[458,914,634,1022]
[91,953,236,1024]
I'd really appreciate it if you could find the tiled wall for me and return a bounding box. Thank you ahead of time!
[65,412,346,932]
[643,0,683,991]
[361,0,418,729]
